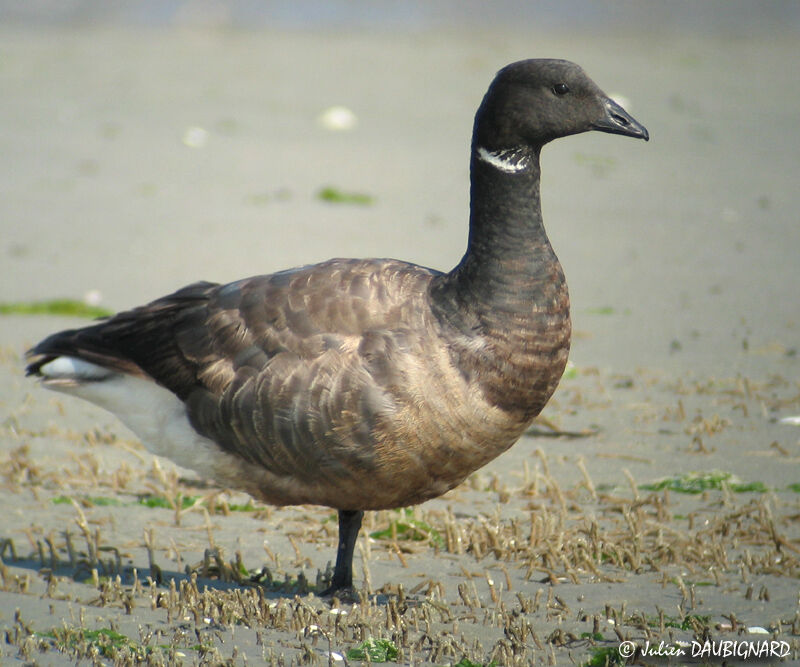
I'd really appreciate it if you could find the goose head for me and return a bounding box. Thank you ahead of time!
[473,58,649,155]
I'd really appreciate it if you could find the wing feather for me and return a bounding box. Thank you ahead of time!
[28,259,440,488]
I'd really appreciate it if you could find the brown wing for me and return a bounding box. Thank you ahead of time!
[27,258,439,484]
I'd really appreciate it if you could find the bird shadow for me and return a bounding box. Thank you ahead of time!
[0,539,403,607]
[0,538,324,601]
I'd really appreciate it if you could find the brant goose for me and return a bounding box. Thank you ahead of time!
[26,59,648,595]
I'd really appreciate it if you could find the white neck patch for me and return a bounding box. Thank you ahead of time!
[477,146,531,173]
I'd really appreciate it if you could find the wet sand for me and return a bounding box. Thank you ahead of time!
[1,24,799,665]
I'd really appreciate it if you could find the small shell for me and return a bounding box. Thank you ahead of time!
[183,126,209,148]
[317,106,358,131]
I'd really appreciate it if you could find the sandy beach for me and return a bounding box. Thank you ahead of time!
[1,8,799,665]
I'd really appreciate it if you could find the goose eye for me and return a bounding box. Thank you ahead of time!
[552,83,570,96]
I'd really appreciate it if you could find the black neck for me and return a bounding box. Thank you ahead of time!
[431,145,558,325]
[429,143,570,418]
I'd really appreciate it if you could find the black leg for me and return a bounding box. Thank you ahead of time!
[322,509,363,595]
